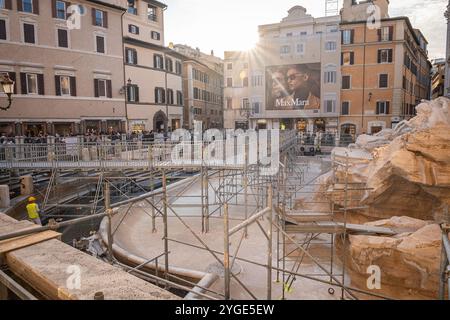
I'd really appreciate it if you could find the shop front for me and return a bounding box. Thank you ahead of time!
[23,122,47,137]
[0,122,15,136]
[54,123,74,136]
[235,121,248,130]
[294,118,338,134]
[340,123,357,145]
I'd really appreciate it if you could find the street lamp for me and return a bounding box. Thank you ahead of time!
[0,73,14,111]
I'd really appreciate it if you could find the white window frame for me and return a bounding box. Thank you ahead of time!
[325,41,336,52]
[379,49,392,64]
[296,43,305,55]
[21,20,37,44]
[326,25,338,33]
[377,101,389,114]
[129,24,138,34]
[342,30,352,44]
[147,4,157,21]
[60,75,71,96]
[342,75,351,90]
[381,26,390,41]
[155,88,164,103]
[56,27,70,48]
[0,0,5,9]
[97,79,107,97]
[341,101,351,115]
[324,99,336,113]
[0,16,9,42]
[22,0,33,13]
[128,85,137,102]
[342,52,353,66]
[55,1,66,20]
[151,31,160,40]
[125,48,136,64]
[94,9,104,27]
[94,33,106,54]
[324,71,336,84]
[379,73,389,88]
[154,54,163,69]
[26,73,38,94]
[251,74,263,87]
[280,45,291,54]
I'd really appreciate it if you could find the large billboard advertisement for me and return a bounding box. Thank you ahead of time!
[266,63,321,110]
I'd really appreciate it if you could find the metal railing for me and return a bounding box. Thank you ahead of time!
[0,130,298,170]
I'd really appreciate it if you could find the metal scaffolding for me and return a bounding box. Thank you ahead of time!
[0,131,401,300]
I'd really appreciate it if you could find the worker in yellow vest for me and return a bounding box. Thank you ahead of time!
[26,197,42,225]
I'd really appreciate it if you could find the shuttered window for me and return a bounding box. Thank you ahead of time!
[341,102,350,115]
[378,26,394,41]
[125,48,137,64]
[378,49,393,63]
[376,101,390,114]
[342,76,351,89]
[23,23,35,43]
[151,31,160,40]
[341,52,354,65]
[0,19,6,40]
[57,29,68,48]
[342,29,354,44]
[92,9,107,27]
[21,73,44,95]
[176,91,183,106]
[127,85,139,102]
[167,89,174,105]
[155,87,165,104]
[128,24,139,34]
[154,54,163,69]
[96,35,105,53]
[379,74,388,88]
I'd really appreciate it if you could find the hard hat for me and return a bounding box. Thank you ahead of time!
[28,196,36,202]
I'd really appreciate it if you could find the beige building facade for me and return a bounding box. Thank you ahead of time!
[123,0,183,133]
[173,44,224,129]
[0,0,127,136]
[181,58,223,129]
[339,0,431,139]
[223,51,251,129]
[224,6,342,134]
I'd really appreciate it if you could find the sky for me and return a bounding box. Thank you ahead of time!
[163,0,448,60]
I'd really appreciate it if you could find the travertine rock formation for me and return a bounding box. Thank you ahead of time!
[332,97,450,222]
[328,98,450,299]
[341,217,442,299]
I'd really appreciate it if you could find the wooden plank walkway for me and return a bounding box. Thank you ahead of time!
[0,213,180,300]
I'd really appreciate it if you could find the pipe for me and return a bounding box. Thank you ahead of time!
[98,218,218,300]
[0,269,37,300]
[228,207,270,237]
[267,186,273,300]
[0,210,114,242]
[223,203,230,300]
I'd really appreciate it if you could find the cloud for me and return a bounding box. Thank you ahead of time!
[390,0,447,59]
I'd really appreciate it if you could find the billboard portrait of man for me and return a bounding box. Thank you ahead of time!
[266,63,321,111]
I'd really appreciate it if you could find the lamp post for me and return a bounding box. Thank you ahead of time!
[0,74,14,111]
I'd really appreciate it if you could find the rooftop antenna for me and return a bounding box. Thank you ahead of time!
[325,0,339,16]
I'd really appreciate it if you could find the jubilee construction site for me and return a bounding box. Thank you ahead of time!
[0,97,449,301]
